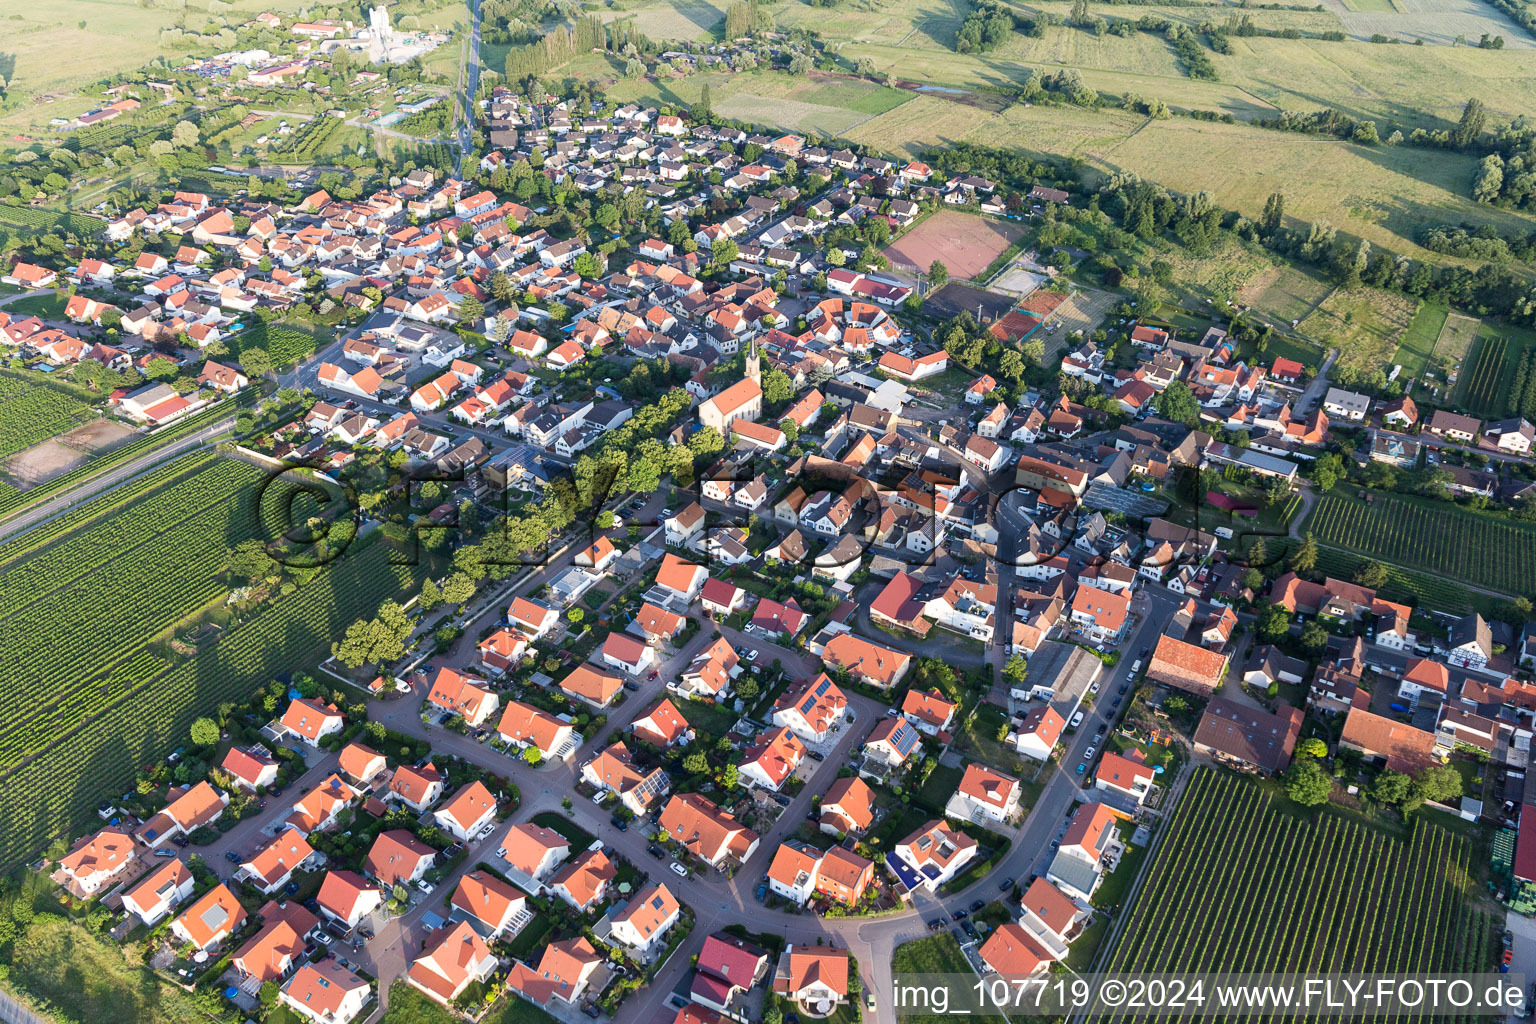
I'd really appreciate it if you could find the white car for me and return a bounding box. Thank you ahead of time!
[315,931,333,946]
[1070,711,1085,728]
[592,790,609,805]
[746,649,759,662]
[495,846,507,859]
[669,861,688,878]
[1089,681,1101,693]
[477,822,496,840]
[1085,746,1097,759]
[416,879,434,895]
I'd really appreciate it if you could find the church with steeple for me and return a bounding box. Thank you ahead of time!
[697,339,764,433]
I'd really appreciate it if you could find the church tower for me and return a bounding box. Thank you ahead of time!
[745,336,761,386]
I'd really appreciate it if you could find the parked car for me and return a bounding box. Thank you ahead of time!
[224,851,241,864]
[998,877,1015,891]
[154,848,177,859]
[611,815,628,831]
[669,861,689,878]
[1085,746,1097,759]
[1075,763,1086,775]
[477,823,496,840]
[755,880,769,902]
[416,879,434,895]
[647,845,665,859]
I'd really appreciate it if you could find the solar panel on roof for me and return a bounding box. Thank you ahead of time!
[815,679,830,696]
[800,695,817,714]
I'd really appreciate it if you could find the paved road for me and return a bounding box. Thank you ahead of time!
[453,0,485,177]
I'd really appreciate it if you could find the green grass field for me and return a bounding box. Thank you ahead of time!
[1394,298,1449,378]
[1306,490,1536,596]
[1089,768,1498,1024]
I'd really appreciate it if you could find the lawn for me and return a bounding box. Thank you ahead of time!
[384,981,562,1024]
[1393,297,1449,378]
[1087,768,1498,1024]
[1156,237,1276,310]
[952,702,1023,775]
[531,810,597,849]
[913,762,965,814]
[1237,263,1334,329]
[891,934,1009,1024]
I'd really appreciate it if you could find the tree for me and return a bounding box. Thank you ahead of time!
[172,120,200,148]
[441,572,476,605]
[789,52,812,75]
[190,717,220,747]
[522,745,543,765]
[1282,757,1332,806]
[1415,764,1463,803]
[573,251,603,278]
[1310,453,1344,491]
[1256,603,1291,642]
[1296,737,1329,760]
[1003,653,1027,685]
[228,538,274,583]
[927,259,948,286]
[735,676,760,701]
[419,578,444,611]
[697,83,712,116]
[1259,192,1285,236]
[1299,621,1329,655]
[721,763,739,789]
[332,600,414,669]
[456,297,484,325]
[1453,97,1486,149]
[1289,533,1318,574]
[625,57,646,77]
[241,346,273,378]
[683,751,709,775]
[1353,560,1388,589]
[1152,380,1201,427]
[1370,769,1414,804]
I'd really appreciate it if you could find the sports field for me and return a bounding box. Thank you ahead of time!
[883,211,1023,280]
[1090,767,1498,1024]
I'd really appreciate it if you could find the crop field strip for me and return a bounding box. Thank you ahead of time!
[1459,332,1507,414]
[0,374,99,461]
[1307,492,1536,596]
[0,456,269,772]
[1088,769,1495,1024]
[0,514,417,870]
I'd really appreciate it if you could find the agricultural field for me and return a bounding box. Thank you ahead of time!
[0,399,233,523]
[883,210,1024,280]
[0,373,99,462]
[229,318,329,370]
[1089,768,1498,1024]
[1297,287,1417,377]
[1452,320,1536,416]
[1309,543,1476,615]
[605,70,912,136]
[0,453,268,773]
[1154,237,1277,310]
[0,455,417,870]
[1330,0,1534,48]
[598,0,729,41]
[0,207,105,252]
[1306,491,1536,596]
